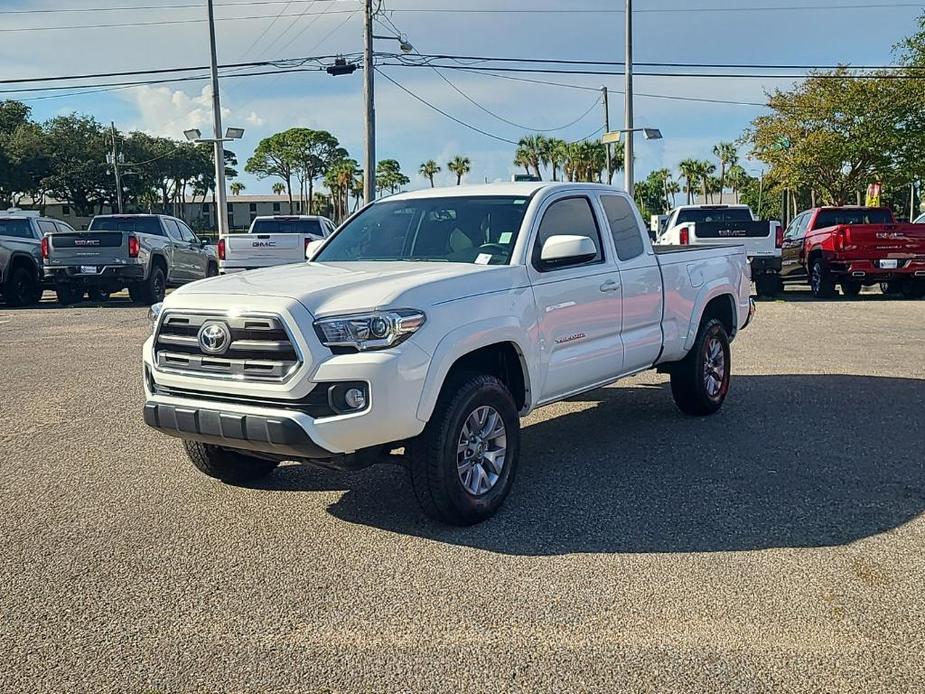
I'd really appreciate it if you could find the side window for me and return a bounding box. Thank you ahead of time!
[38,220,58,236]
[162,219,182,241]
[600,195,645,261]
[176,220,197,243]
[532,196,603,271]
[796,213,812,238]
[784,213,802,239]
[55,222,75,234]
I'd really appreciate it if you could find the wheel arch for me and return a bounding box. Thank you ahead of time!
[416,322,534,423]
[682,283,738,351]
[9,251,41,282]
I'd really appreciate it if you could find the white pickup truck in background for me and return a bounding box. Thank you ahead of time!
[657,204,783,297]
[218,215,335,274]
[143,183,755,525]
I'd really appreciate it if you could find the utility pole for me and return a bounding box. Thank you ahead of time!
[601,86,612,184]
[207,0,229,238]
[110,122,124,214]
[363,0,376,203]
[623,0,634,198]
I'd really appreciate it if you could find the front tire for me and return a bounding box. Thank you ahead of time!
[810,259,837,299]
[408,373,520,525]
[670,318,731,416]
[183,440,279,484]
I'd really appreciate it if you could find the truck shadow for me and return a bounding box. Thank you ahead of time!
[262,374,925,556]
[765,288,903,303]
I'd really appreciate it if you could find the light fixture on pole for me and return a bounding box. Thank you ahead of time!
[184,126,245,235]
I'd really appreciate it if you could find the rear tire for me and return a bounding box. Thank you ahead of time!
[670,318,731,417]
[87,287,111,302]
[4,266,40,307]
[408,373,520,525]
[137,264,166,305]
[901,279,925,299]
[183,440,279,484]
[840,280,862,298]
[810,259,837,299]
[55,285,83,306]
[206,262,218,278]
[755,275,781,298]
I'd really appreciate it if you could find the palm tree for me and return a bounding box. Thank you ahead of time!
[447,155,471,185]
[419,160,441,188]
[678,159,700,205]
[726,164,749,204]
[515,135,544,179]
[712,142,738,204]
[549,138,568,182]
[696,160,717,203]
[650,168,673,212]
[229,181,245,196]
[272,182,285,195]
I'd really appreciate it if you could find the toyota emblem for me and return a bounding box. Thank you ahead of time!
[197,321,231,355]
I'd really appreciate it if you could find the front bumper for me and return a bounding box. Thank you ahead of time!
[143,400,331,459]
[45,264,144,284]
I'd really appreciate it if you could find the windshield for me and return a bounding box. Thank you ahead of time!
[814,208,893,227]
[315,196,530,265]
[89,217,162,235]
[675,208,753,224]
[251,218,324,235]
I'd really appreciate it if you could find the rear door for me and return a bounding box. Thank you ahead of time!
[598,193,664,373]
[161,219,192,281]
[176,219,208,279]
[527,193,624,403]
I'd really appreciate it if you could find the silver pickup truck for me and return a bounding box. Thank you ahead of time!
[43,214,218,305]
[1,212,76,307]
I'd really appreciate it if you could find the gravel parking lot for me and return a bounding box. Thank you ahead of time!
[1,289,924,692]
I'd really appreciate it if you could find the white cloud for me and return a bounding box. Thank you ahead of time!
[122,84,264,138]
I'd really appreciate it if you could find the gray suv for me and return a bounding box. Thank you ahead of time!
[1,214,75,307]
[43,214,218,306]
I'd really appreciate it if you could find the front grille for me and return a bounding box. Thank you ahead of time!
[154,311,302,382]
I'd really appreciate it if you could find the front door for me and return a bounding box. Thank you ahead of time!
[528,194,624,404]
[780,212,807,281]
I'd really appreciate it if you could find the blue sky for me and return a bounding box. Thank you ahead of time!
[1,0,922,193]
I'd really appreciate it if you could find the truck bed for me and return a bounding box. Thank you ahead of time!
[654,244,740,254]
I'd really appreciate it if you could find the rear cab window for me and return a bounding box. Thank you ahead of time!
[89,217,164,235]
[675,207,753,224]
[251,218,324,236]
[812,208,894,228]
[600,195,645,261]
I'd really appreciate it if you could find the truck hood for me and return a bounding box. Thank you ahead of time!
[173,261,527,316]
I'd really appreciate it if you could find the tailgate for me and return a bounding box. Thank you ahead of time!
[47,232,126,264]
[224,233,306,268]
[837,224,925,259]
[691,221,776,257]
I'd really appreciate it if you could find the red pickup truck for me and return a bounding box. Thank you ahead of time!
[780,206,925,298]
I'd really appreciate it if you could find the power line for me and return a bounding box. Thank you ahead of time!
[236,0,297,61]
[447,68,769,107]
[0,8,357,33]
[374,69,519,145]
[386,2,925,14]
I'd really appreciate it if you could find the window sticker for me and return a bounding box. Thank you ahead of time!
[498,232,513,244]
[475,253,493,265]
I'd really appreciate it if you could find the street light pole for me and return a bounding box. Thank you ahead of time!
[207,0,229,238]
[363,0,376,203]
[602,86,612,185]
[623,0,634,198]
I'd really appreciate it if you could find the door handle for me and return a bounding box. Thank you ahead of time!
[600,279,620,293]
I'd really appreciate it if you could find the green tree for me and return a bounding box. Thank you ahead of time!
[419,159,441,187]
[272,181,285,195]
[447,155,471,185]
[375,159,409,197]
[282,128,344,214]
[41,114,111,216]
[726,164,749,204]
[678,159,700,205]
[515,135,544,179]
[230,181,245,195]
[245,131,298,212]
[713,141,738,204]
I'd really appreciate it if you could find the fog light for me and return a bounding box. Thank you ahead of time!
[344,387,367,410]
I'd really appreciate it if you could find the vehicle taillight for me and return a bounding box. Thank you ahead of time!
[679,227,690,245]
[775,223,784,248]
[217,238,226,260]
[834,227,847,252]
[128,235,140,258]
[41,236,49,258]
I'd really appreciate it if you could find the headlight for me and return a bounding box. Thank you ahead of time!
[148,302,163,333]
[314,309,425,351]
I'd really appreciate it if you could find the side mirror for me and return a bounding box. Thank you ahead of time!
[306,239,325,260]
[540,235,597,266]
[200,238,209,248]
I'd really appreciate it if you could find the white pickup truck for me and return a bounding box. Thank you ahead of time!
[218,215,335,274]
[657,204,783,297]
[143,183,755,524]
